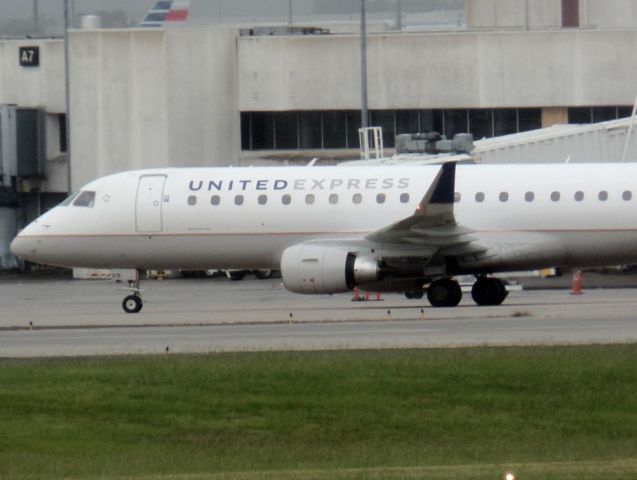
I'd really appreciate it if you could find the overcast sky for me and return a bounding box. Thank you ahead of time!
[0,0,464,35]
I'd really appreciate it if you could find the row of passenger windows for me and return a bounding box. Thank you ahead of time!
[188,189,635,207]
[457,190,633,203]
[187,192,411,206]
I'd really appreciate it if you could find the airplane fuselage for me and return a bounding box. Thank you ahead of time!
[12,164,637,273]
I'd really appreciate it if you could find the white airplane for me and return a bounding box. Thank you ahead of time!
[10,162,637,313]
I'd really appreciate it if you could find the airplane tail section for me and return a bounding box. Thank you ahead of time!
[140,1,190,27]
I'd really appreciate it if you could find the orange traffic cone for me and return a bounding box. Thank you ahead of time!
[570,270,583,295]
[352,288,361,301]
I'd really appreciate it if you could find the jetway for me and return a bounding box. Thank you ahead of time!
[473,117,637,164]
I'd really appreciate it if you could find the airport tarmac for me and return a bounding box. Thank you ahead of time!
[1,274,637,357]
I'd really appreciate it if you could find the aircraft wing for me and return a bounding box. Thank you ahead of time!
[367,162,485,256]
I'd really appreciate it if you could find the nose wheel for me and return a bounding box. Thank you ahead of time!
[122,294,143,313]
[121,278,144,313]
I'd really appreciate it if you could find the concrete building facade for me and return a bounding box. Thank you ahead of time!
[2,0,637,266]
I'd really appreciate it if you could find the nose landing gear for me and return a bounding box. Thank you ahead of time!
[112,270,144,314]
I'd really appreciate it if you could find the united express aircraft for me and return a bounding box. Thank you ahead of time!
[11,162,637,313]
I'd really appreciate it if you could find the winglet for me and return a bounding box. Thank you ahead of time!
[429,162,456,205]
[366,162,460,242]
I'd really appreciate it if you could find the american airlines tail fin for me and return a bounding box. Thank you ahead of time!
[140,1,190,27]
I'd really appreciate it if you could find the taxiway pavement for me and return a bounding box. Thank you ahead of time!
[1,275,636,357]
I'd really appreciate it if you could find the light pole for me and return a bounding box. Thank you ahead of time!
[360,0,368,128]
[63,0,72,192]
[288,0,293,25]
[396,0,402,30]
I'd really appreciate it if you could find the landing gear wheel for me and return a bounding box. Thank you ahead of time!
[226,270,247,281]
[427,278,462,307]
[122,294,143,314]
[254,269,273,280]
[405,290,425,300]
[471,277,508,306]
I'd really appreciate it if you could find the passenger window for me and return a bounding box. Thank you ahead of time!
[258,194,267,205]
[352,193,362,204]
[59,192,78,206]
[623,190,632,201]
[400,193,410,203]
[329,193,339,205]
[499,192,509,202]
[551,191,560,202]
[475,192,485,203]
[598,191,608,201]
[73,191,96,208]
[376,193,386,204]
[187,195,197,206]
[210,195,220,206]
[282,194,292,205]
[234,195,244,206]
[574,191,584,202]
[525,191,534,202]
[454,192,461,203]
[305,194,315,205]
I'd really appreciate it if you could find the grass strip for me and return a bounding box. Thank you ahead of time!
[1,345,636,479]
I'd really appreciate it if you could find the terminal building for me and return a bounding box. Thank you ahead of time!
[2,0,637,267]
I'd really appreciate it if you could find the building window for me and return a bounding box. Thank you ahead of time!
[470,109,493,139]
[562,0,580,28]
[59,114,67,153]
[323,111,347,148]
[518,109,542,132]
[274,112,298,149]
[241,107,555,153]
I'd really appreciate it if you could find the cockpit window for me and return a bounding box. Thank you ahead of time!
[59,192,78,206]
[73,191,96,208]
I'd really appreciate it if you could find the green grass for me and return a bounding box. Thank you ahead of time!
[1,345,637,479]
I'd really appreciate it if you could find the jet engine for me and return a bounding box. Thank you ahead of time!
[281,243,380,294]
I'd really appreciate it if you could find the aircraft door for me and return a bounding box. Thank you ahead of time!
[136,175,167,233]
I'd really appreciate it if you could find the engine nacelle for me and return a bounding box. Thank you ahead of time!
[281,243,380,294]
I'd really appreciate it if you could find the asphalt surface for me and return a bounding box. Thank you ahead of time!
[1,273,637,357]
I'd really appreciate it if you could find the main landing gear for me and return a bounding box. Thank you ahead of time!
[409,276,509,308]
[471,277,508,306]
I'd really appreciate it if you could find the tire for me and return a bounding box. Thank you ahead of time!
[122,294,143,314]
[405,290,425,300]
[226,270,247,281]
[254,269,273,280]
[471,278,508,306]
[427,278,462,307]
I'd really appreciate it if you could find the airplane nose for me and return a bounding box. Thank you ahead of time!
[10,234,29,260]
